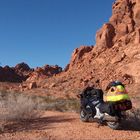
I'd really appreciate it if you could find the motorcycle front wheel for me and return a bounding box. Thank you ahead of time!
[80,109,89,122]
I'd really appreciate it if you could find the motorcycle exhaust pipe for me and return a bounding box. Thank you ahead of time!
[103,115,119,122]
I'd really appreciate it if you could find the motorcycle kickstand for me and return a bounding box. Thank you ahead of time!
[97,119,104,128]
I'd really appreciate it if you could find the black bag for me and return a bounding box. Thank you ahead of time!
[99,100,132,116]
[80,87,104,108]
[113,100,132,111]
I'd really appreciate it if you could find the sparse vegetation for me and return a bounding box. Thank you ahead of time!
[41,97,80,112]
[0,92,42,132]
[0,92,80,119]
[32,95,80,112]
[0,91,80,132]
[0,95,38,121]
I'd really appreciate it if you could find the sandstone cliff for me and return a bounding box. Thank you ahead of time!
[39,0,140,97]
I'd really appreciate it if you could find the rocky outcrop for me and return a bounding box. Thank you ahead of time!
[68,46,93,70]
[0,62,32,83]
[15,62,31,72]
[95,0,140,50]
[0,63,62,84]
[26,65,62,82]
[95,23,115,50]
[0,65,22,82]
[43,0,140,98]
[19,65,62,91]
[110,0,134,31]
[14,62,33,81]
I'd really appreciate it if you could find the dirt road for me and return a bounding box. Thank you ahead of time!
[0,111,140,140]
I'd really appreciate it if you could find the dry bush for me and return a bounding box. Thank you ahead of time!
[41,97,80,112]
[0,92,42,132]
[0,92,43,132]
[0,92,79,121]
[31,95,80,112]
[0,91,79,133]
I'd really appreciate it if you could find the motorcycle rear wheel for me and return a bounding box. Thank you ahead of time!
[107,121,120,130]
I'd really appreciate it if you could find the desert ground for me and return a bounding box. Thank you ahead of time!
[0,111,140,140]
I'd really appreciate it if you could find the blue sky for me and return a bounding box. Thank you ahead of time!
[0,0,115,68]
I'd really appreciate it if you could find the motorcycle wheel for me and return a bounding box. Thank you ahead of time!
[80,109,89,122]
[107,121,120,130]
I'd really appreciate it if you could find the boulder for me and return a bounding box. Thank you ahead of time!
[69,46,93,68]
[29,82,37,89]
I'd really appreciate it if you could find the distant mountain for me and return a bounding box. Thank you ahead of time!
[0,62,62,83]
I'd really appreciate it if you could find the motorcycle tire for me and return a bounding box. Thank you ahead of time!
[107,121,120,130]
[80,109,89,122]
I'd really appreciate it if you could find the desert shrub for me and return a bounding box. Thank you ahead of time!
[0,92,80,123]
[45,98,80,112]
[34,96,80,112]
[0,93,41,122]
[0,92,80,133]
[0,92,43,132]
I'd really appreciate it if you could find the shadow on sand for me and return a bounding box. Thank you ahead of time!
[2,114,140,133]
[2,115,76,133]
[121,119,140,131]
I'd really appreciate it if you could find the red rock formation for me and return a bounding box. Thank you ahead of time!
[0,65,23,82]
[96,23,115,50]
[15,62,31,72]
[14,62,33,81]
[0,62,32,83]
[40,0,140,98]
[26,65,62,82]
[0,63,62,85]
[68,46,93,69]
[1,0,140,98]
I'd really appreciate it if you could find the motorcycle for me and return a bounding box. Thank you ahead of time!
[78,92,132,130]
